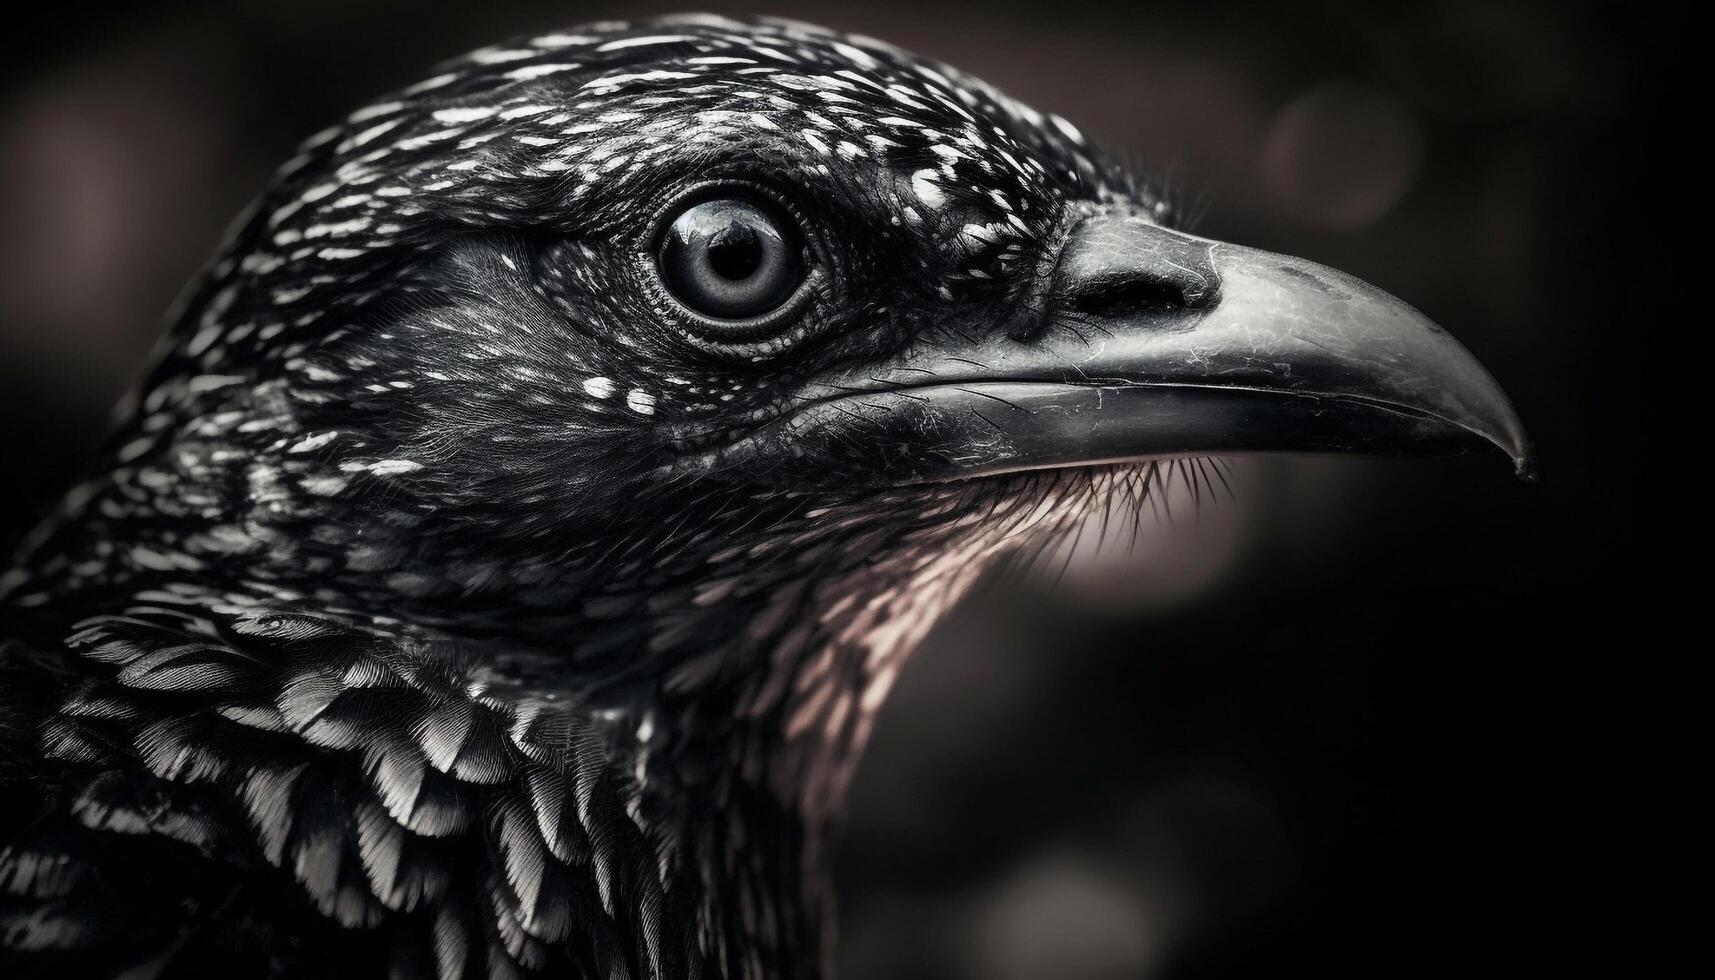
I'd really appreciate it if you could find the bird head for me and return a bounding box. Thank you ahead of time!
[57,15,1521,579]
[13,14,1532,797]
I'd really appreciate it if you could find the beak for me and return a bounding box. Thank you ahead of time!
[757,211,1533,486]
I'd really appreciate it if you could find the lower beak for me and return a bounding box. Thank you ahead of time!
[776,212,1533,485]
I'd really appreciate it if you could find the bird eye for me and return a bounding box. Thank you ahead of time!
[656,197,806,322]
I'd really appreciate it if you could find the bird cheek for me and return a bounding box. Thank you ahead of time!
[712,394,965,489]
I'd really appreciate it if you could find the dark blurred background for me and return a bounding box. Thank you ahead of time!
[1,2,1663,977]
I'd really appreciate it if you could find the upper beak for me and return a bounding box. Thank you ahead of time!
[764,211,1533,485]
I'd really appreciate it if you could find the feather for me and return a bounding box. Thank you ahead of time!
[0,845,82,898]
[240,762,308,865]
[353,800,447,911]
[115,642,258,692]
[134,715,231,783]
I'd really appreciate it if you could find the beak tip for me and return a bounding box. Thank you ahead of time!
[1486,402,1536,483]
[1477,413,1535,482]
[1470,407,1535,482]
[1511,453,1539,483]
[1510,443,1539,483]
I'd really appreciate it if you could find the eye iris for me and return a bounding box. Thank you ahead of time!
[658,197,804,321]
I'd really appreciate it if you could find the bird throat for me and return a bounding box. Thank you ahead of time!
[4,455,1125,976]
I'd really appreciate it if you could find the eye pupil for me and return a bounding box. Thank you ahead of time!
[657,196,805,322]
[707,223,764,281]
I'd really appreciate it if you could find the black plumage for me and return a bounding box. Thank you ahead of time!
[0,15,1528,980]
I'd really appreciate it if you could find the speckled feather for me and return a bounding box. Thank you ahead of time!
[0,15,1171,980]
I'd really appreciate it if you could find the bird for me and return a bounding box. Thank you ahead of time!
[0,14,1531,980]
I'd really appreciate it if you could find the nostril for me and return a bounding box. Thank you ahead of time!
[1052,213,1223,322]
[1071,275,1193,319]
